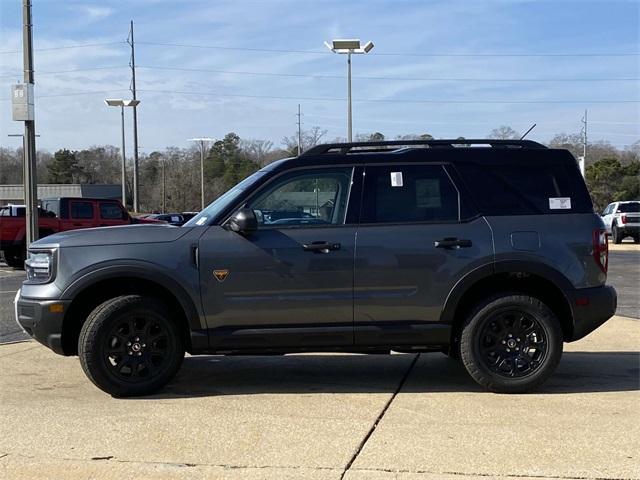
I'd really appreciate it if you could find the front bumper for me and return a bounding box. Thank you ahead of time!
[567,285,617,342]
[14,290,71,355]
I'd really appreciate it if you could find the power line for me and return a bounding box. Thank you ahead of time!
[0,89,130,102]
[137,65,640,83]
[137,88,640,104]
[0,41,126,55]
[0,65,128,78]
[136,41,639,57]
[2,87,637,104]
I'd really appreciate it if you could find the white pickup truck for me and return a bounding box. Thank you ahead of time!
[601,201,640,244]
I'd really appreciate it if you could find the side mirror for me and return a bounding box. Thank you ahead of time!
[228,208,258,234]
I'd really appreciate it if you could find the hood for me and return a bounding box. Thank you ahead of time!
[31,224,192,248]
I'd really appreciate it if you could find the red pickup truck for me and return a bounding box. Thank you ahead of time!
[0,197,161,268]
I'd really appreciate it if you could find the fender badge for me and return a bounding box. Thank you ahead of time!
[213,269,229,282]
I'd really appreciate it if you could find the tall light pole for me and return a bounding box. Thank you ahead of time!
[324,39,374,142]
[188,138,214,211]
[11,0,39,248]
[105,99,140,208]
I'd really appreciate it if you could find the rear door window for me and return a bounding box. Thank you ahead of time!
[360,165,459,224]
[618,202,640,213]
[70,201,94,219]
[100,202,126,219]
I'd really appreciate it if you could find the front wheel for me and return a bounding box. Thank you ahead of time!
[2,247,25,269]
[78,295,185,397]
[459,294,563,393]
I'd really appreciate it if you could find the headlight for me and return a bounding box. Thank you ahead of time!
[25,250,56,284]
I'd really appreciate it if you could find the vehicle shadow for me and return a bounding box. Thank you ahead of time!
[139,351,640,399]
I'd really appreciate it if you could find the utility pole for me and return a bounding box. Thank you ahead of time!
[296,103,303,155]
[579,110,588,177]
[161,158,166,214]
[188,138,214,211]
[582,109,588,162]
[127,21,140,212]
[347,51,352,142]
[22,0,38,247]
[119,105,126,206]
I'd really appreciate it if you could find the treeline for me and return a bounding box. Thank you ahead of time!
[0,127,638,213]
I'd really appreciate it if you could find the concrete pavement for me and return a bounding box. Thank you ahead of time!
[1,316,638,479]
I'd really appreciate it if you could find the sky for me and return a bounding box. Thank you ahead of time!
[0,0,638,153]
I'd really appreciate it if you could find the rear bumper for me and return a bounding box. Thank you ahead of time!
[14,291,70,355]
[567,285,617,342]
[618,225,639,234]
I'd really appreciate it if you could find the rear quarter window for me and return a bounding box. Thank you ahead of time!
[617,202,640,213]
[455,159,593,215]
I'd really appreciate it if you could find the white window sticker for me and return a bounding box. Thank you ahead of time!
[549,197,571,210]
[390,171,403,187]
[195,217,208,226]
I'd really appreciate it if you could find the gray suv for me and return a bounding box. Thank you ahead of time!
[15,139,617,397]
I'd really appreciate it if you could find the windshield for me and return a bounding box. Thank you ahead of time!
[618,202,640,213]
[183,169,269,227]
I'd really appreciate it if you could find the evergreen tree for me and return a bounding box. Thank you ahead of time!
[47,149,82,183]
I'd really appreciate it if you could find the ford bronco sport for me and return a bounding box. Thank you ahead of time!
[15,139,617,397]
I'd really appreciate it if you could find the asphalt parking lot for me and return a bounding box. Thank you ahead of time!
[1,246,638,479]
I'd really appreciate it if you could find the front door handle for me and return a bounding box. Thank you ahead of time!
[302,241,341,253]
[435,238,472,249]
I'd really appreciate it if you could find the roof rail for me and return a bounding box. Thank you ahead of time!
[301,139,547,156]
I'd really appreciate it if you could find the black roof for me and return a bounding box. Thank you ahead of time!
[269,139,574,172]
[302,139,546,156]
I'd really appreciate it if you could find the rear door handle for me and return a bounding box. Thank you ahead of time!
[434,238,472,249]
[302,241,341,253]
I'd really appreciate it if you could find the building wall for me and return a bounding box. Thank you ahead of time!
[0,184,121,206]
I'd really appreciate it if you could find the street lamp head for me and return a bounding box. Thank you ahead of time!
[331,39,361,50]
[325,38,374,54]
[105,98,140,107]
[105,99,124,107]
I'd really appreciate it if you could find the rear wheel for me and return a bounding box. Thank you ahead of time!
[612,225,622,244]
[78,295,184,397]
[459,294,563,393]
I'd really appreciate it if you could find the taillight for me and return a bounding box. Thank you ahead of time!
[620,214,627,225]
[593,229,608,274]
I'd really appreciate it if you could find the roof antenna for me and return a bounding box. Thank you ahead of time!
[520,123,537,140]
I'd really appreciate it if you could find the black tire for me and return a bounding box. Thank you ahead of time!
[459,294,563,393]
[2,247,25,269]
[612,225,622,244]
[634,236,640,244]
[78,295,185,397]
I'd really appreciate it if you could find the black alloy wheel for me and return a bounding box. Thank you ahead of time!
[477,309,548,378]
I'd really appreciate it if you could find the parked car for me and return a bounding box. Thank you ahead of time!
[0,197,162,268]
[601,201,640,244]
[15,139,616,397]
[180,212,198,223]
[146,213,186,226]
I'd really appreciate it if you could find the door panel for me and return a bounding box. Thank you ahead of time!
[354,163,493,346]
[198,226,356,349]
[354,220,493,345]
[60,200,96,230]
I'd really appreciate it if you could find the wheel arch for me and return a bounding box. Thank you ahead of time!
[442,261,575,346]
[60,265,206,356]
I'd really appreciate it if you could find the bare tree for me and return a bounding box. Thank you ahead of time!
[488,126,520,140]
[282,126,328,155]
[240,139,274,166]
